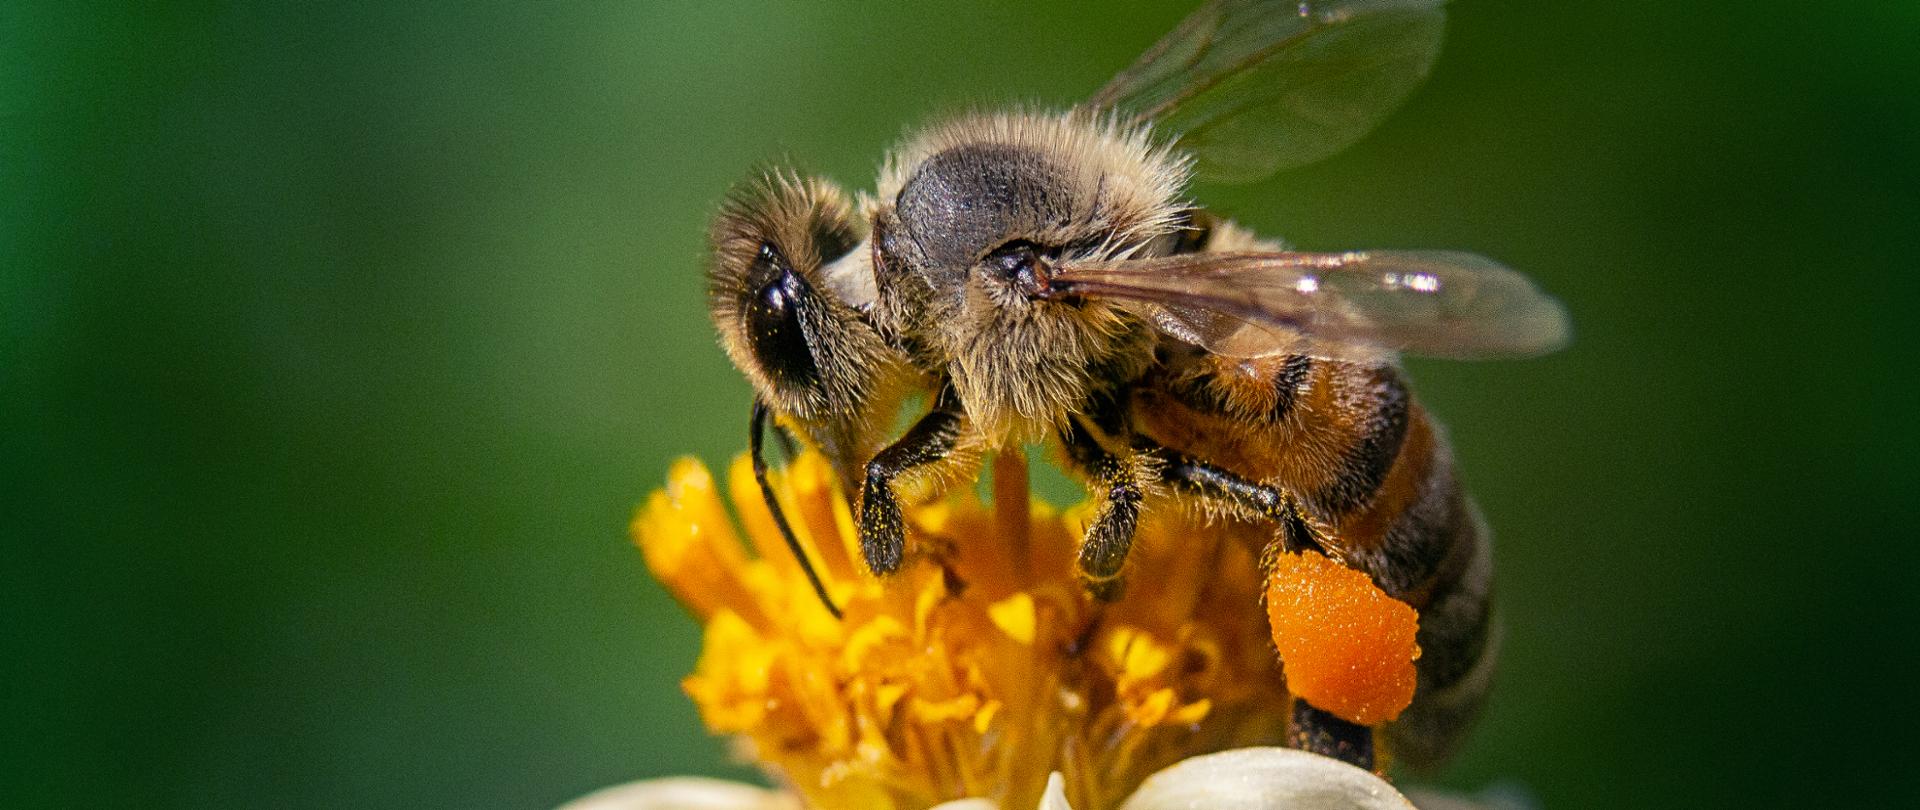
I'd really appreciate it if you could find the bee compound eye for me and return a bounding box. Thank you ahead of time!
[984,240,1056,297]
[985,241,1038,279]
[745,269,821,391]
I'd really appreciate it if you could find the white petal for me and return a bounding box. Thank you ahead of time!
[1116,747,1417,810]
[930,800,1000,810]
[556,777,797,810]
[1038,772,1073,810]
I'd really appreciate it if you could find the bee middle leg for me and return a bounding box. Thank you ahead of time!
[858,387,966,576]
[1058,415,1152,599]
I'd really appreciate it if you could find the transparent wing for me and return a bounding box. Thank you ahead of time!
[1049,251,1571,360]
[1088,0,1447,184]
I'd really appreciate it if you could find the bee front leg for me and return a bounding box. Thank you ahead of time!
[858,388,967,576]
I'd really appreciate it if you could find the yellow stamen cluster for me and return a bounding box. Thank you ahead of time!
[634,452,1292,810]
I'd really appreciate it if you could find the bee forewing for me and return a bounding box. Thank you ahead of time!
[1053,250,1572,360]
[1087,0,1447,184]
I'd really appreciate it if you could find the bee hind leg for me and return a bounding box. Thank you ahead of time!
[1154,450,1332,555]
[1150,449,1376,767]
[1291,699,1376,771]
[1156,450,1286,519]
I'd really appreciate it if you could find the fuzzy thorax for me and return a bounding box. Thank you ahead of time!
[871,110,1191,443]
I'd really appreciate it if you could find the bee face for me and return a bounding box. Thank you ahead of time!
[707,173,890,423]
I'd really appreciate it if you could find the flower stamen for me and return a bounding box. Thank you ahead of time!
[635,451,1295,810]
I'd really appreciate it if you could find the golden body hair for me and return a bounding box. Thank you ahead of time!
[870,112,1185,444]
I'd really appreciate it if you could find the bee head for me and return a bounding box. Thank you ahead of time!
[707,171,886,421]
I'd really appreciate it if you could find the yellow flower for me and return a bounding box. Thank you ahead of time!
[631,450,1293,810]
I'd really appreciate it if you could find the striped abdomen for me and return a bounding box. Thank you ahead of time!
[1133,351,1496,769]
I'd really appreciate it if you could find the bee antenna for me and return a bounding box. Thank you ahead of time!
[749,401,843,619]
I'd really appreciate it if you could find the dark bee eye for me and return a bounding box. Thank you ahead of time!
[986,241,1036,278]
[984,240,1053,296]
[745,243,821,390]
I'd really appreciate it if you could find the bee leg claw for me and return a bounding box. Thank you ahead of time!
[1290,699,1375,772]
[1082,575,1127,603]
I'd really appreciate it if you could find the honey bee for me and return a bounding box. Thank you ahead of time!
[705,0,1569,769]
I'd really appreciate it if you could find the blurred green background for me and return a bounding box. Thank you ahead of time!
[7,1,1916,808]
